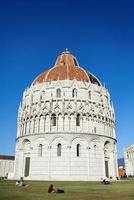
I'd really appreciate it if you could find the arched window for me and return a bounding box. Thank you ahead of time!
[76,114,80,126]
[40,90,45,100]
[77,144,80,157]
[38,144,42,157]
[51,114,56,126]
[34,115,38,133]
[94,127,96,133]
[72,88,77,97]
[56,88,61,98]
[88,91,91,99]
[57,143,61,157]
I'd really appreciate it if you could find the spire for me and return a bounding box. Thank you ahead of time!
[61,48,71,55]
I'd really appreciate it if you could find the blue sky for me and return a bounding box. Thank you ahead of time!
[0,0,133,158]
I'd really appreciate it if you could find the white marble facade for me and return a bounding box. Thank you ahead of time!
[124,145,134,176]
[14,51,118,180]
[0,156,14,177]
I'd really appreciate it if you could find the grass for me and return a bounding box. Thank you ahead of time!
[0,180,134,200]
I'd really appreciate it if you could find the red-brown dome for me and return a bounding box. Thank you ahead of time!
[33,50,101,86]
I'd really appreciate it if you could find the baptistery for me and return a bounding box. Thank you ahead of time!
[14,50,118,180]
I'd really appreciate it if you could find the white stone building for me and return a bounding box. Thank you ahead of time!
[14,50,118,180]
[0,155,15,177]
[124,145,134,176]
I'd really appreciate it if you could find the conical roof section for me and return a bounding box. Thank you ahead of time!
[33,50,101,86]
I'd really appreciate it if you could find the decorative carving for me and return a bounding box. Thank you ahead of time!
[54,102,60,113]
[66,102,72,112]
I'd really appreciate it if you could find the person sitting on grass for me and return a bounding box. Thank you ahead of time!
[16,180,21,186]
[48,184,64,193]
[48,184,56,193]
[16,177,29,187]
[101,177,111,185]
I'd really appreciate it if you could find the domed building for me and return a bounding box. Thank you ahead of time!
[14,50,118,180]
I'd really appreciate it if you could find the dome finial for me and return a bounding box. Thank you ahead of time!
[63,48,70,54]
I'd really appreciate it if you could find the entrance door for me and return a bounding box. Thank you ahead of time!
[105,160,109,178]
[24,157,30,177]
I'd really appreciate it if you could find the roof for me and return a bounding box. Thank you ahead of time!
[33,50,101,86]
[0,155,15,160]
[125,144,134,151]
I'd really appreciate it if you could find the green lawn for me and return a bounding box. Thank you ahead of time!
[0,180,134,200]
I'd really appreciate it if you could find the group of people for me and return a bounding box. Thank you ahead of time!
[48,177,111,194]
[16,178,64,193]
[16,177,111,192]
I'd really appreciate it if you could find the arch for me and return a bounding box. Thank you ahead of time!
[33,137,47,148]
[72,88,77,97]
[39,114,45,132]
[49,136,65,145]
[45,113,49,117]
[89,137,103,150]
[22,139,30,145]
[71,137,88,159]
[104,141,111,148]
[104,141,111,178]
[94,127,97,133]
[51,114,56,126]
[21,139,31,149]
[30,116,33,120]
[76,144,80,157]
[38,144,43,157]
[71,136,86,143]
[104,141,111,156]
[90,136,102,142]
[76,114,80,126]
[40,113,44,117]
[57,143,61,157]
[88,91,91,99]
[64,112,68,117]
[56,88,61,98]
[57,111,62,117]
[83,113,86,117]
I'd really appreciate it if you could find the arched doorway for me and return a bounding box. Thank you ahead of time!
[104,141,110,178]
[24,156,30,177]
[22,139,31,177]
